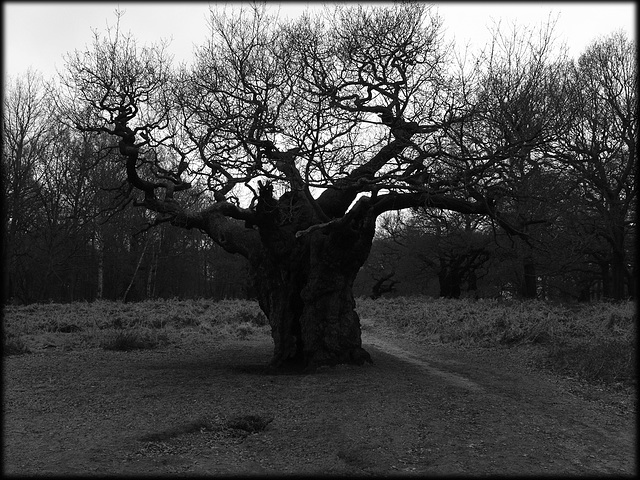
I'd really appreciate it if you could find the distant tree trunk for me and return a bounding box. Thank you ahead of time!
[467,270,478,294]
[146,232,160,299]
[594,278,602,301]
[521,259,537,299]
[370,271,397,299]
[2,234,13,301]
[123,235,149,302]
[628,265,637,300]
[146,253,155,299]
[599,261,611,299]
[438,268,461,299]
[94,229,104,300]
[578,285,590,302]
[610,251,626,300]
[610,223,627,300]
[97,254,104,300]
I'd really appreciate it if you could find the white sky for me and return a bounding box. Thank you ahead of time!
[2,2,636,82]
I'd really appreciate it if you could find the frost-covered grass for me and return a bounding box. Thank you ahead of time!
[357,296,636,387]
[3,296,635,387]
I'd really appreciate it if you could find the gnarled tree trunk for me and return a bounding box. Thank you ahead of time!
[247,187,374,371]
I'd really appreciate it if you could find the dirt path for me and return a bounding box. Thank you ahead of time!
[363,332,635,474]
[3,331,635,475]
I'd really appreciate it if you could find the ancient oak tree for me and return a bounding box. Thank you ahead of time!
[60,4,534,370]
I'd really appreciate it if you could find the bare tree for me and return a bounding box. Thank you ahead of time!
[552,32,637,299]
[405,210,493,298]
[2,70,52,301]
[59,4,544,370]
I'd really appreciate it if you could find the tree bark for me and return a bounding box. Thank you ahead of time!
[438,268,462,299]
[298,225,374,369]
[122,235,149,302]
[628,265,637,300]
[467,270,478,293]
[599,261,612,299]
[521,260,537,299]
[610,223,627,300]
[610,251,626,300]
[246,190,376,371]
[93,228,104,300]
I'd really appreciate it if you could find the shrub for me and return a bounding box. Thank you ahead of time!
[225,306,268,326]
[234,322,255,340]
[251,312,268,327]
[545,337,636,385]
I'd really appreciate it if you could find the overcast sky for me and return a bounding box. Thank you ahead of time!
[3,2,636,83]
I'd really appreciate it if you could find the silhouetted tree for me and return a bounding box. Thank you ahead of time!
[2,70,52,302]
[551,32,637,300]
[57,5,564,369]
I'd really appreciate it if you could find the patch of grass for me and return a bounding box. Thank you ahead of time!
[360,317,375,332]
[139,417,218,442]
[254,312,268,326]
[100,329,167,351]
[7,297,632,390]
[356,296,636,388]
[3,333,31,356]
[2,298,269,334]
[57,324,82,333]
[170,314,201,328]
[232,308,268,326]
[216,321,259,340]
[225,414,273,433]
[235,322,255,339]
[145,317,165,329]
[138,414,273,444]
[545,337,636,385]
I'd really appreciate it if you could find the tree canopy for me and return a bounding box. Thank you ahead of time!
[58,4,552,246]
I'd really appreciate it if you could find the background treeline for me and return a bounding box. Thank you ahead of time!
[2,29,636,304]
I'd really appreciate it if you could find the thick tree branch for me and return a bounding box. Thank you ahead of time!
[371,191,528,239]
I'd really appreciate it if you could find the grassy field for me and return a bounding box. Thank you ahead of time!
[3,297,636,389]
[357,297,636,388]
[2,299,269,354]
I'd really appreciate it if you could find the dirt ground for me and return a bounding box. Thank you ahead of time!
[3,328,635,476]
